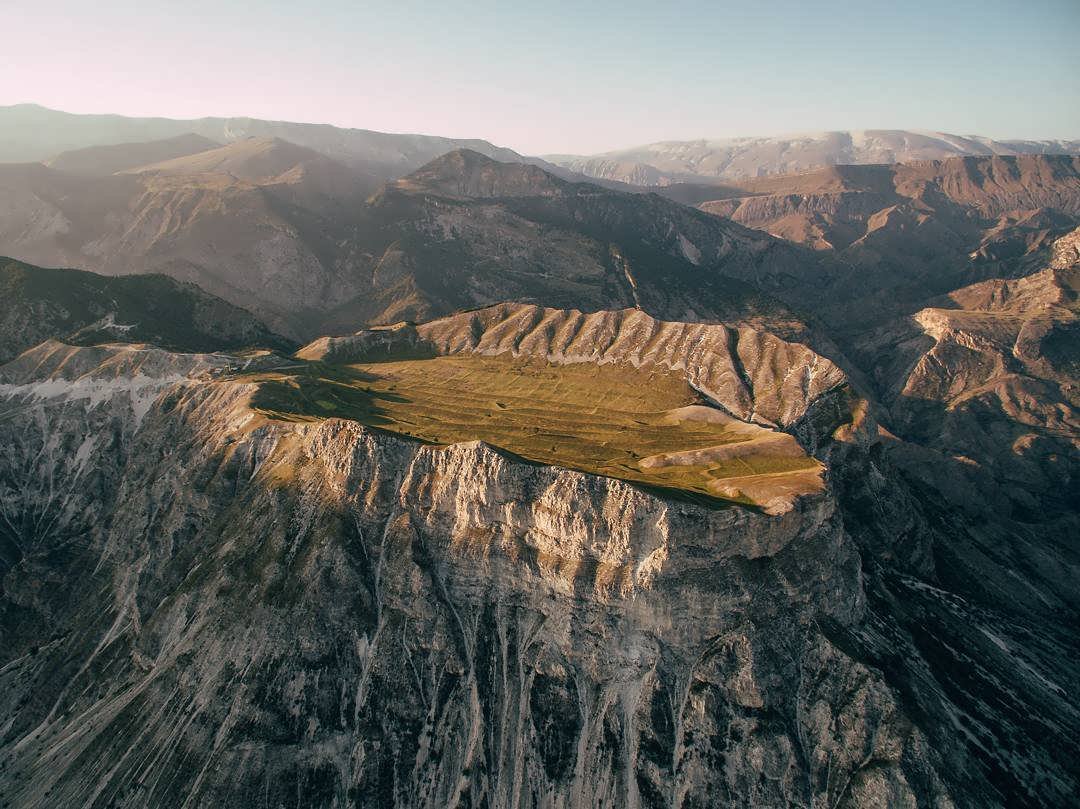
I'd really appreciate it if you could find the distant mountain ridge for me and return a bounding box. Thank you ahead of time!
[5,106,1078,189]
[696,154,1080,241]
[547,130,1080,184]
[45,133,222,176]
[0,103,549,182]
[544,154,1080,345]
[678,154,1080,333]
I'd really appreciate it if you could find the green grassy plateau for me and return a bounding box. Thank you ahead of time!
[242,354,821,507]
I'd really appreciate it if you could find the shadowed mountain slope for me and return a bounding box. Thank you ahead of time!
[0,256,293,362]
[320,150,827,332]
[852,226,1080,521]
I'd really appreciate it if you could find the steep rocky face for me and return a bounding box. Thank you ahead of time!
[0,256,294,363]
[0,338,946,809]
[2,287,1078,807]
[546,131,1080,185]
[831,235,1080,809]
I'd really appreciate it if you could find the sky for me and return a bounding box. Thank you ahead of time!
[3,0,1079,155]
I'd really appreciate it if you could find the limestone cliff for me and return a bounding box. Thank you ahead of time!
[1,309,1076,807]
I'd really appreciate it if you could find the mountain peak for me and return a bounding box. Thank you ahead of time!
[393,148,568,198]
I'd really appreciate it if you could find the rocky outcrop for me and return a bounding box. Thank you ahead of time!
[1050,224,1080,269]
[0,338,964,809]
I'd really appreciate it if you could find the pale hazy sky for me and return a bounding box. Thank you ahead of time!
[3,0,1079,155]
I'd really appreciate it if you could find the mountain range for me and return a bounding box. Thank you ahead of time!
[0,139,825,340]
[0,107,1078,808]
[6,104,1079,186]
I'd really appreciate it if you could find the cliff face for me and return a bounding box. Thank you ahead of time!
[2,294,1077,807]
[0,340,952,809]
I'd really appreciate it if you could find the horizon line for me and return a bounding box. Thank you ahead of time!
[3,100,1079,159]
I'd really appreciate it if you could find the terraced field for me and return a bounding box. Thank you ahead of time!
[244,354,823,509]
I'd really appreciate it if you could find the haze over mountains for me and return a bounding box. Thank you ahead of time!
[548,130,1080,185]
[0,103,539,181]
[45,133,223,176]
[0,138,822,340]
[686,154,1080,332]
[0,104,1078,808]
[5,104,1078,186]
